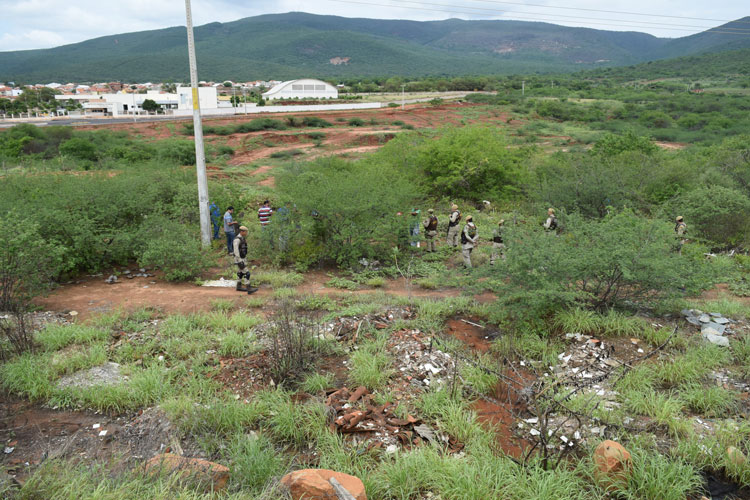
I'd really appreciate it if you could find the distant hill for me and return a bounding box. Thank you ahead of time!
[583,48,750,81]
[0,12,748,82]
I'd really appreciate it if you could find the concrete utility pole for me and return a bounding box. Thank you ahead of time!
[401,84,405,111]
[522,80,525,96]
[184,0,211,248]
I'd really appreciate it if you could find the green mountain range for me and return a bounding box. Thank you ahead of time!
[1,12,749,82]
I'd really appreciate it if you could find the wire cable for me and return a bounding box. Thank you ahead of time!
[321,0,750,35]
[376,0,750,32]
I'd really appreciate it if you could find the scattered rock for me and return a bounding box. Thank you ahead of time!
[702,332,730,347]
[701,322,726,336]
[145,454,229,491]
[698,314,711,323]
[105,275,118,284]
[686,316,702,326]
[714,317,730,325]
[69,310,78,317]
[57,362,126,389]
[594,440,631,484]
[280,469,367,500]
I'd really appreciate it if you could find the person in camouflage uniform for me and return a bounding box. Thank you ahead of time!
[490,219,506,265]
[461,215,478,268]
[423,209,439,252]
[447,204,461,247]
[233,226,258,294]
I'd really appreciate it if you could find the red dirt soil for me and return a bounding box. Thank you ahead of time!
[34,268,465,322]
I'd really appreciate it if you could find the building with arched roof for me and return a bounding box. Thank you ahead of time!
[262,79,338,100]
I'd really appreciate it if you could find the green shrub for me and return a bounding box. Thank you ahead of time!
[415,126,530,202]
[348,117,365,127]
[0,212,67,310]
[277,155,422,266]
[494,210,708,320]
[59,137,98,162]
[138,221,208,281]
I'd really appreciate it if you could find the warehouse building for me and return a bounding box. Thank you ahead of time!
[262,79,338,100]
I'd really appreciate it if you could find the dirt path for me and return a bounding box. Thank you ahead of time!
[34,269,473,321]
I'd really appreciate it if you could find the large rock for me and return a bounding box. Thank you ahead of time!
[57,362,125,389]
[594,440,632,485]
[281,469,367,500]
[701,322,726,336]
[145,453,229,491]
[703,331,730,347]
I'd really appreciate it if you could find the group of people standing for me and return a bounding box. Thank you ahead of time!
[208,200,274,295]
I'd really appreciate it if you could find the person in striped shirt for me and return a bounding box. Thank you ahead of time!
[258,200,273,226]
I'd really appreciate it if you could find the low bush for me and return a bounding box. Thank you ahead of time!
[493,210,710,321]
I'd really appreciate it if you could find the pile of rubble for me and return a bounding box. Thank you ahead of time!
[321,307,415,342]
[682,309,734,347]
[516,334,645,449]
[389,329,455,390]
[105,268,154,284]
[325,386,462,454]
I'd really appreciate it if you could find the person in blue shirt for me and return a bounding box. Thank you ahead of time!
[223,206,236,255]
[209,202,221,240]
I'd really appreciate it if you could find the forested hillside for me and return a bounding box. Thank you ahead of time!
[2,12,748,82]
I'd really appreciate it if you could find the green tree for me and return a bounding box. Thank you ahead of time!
[0,212,67,311]
[141,99,160,113]
[59,137,98,161]
[493,210,707,321]
[415,126,530,202]
[277,156,422,266]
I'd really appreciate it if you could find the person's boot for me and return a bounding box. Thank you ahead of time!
[236,281,247,292]
[246,286,259,295]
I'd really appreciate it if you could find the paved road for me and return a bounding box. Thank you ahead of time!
[0,92,479,129]
[0,115,192,128]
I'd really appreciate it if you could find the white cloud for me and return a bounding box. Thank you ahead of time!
[0,0,747,50]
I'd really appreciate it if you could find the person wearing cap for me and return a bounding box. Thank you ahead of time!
[461,215,478,268]
[543,208,558,232]
[223,206,236,255]
[233,226,258,294]
[258,200,274,249]
[409,208,421,247]
[447,204,462,247]
[675,216,687,253]
[423,209,439,252]
[491,219,506,265]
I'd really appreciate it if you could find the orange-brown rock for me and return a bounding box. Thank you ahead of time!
[594,440,632,484]
[145,453,230,491]
[727,446,747,466]
[281,468,367,500]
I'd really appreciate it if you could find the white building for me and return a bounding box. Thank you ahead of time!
[262,79,338,100]
[54,87,218,117]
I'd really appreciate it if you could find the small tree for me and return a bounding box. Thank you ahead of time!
[0,212,66,312]
[493,210,708,321]
[141,99,160,113]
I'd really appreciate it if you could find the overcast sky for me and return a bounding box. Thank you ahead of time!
[0,0,747,51]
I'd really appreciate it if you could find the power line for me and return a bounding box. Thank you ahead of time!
[447,0,750,25]
[379,0,750,32]
[322,0,750,35]
[466,0,750,30]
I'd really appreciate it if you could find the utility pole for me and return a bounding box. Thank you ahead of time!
[184,0,211,248]
[243,87,247,115]
[401,84,405,111]
[232,85,236,112]
[522,80,525,96]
